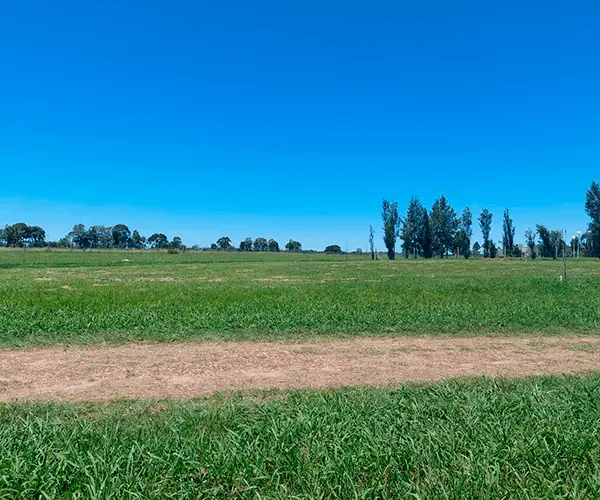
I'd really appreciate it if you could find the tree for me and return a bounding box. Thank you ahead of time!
[512,245,523,258]
[285,239,302,252]
[400,197,425,258]
[454,207,472,259]
[585,180,600,257]
[421,209,433,258]
[454,229,467,259]
[536,225,563,259]
[171,236,184,250]
[84,225,112,249]
[268,239,280,252]
[430,196,458,258]
[368,225,375,260]
[216,236,232,251]
[525,229,536,259]
[460,207,472,258]
[324,244,342,254]
[489,239,498,258]
[254,237,268,252]
[130,229,146,250]
[148,233,169,249]
[85,225,99,249]
[89,225,113,249]
[26,226,46,247]
[381,200,400,260]
[549,230,563,260]
[472,241,481,257]
[478,209,493,258]
[4,223,29,247]
[112,224,131,249]
[69,224,90,249]
[239,237,253,251]
[502,208,516,257]
[536,225,553,258]
[583,232,592,257]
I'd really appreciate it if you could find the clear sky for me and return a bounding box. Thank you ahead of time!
[1,0,598,249]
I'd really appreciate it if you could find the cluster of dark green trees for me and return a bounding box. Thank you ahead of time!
[0,223,307,253]
[211,236,300,252]
[377,180,600,260]
[378,196,518,260]
[0,223,46,248]
[63,224,170,249]
[59,224,184,250]
[0,221,322,254]
[0,223,185,250]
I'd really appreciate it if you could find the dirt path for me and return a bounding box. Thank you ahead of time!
[1,336,600,402]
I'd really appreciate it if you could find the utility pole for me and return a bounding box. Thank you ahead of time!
[345,239,348,262]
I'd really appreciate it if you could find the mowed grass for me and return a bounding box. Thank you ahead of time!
[1,249,600,345]
[1,374,600,497]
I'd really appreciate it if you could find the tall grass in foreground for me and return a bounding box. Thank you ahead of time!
[2,375,600,497]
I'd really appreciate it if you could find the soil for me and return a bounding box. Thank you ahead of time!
[0,336,599,402]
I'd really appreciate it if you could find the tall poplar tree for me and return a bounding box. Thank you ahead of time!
[430,196,458,258]
[381,200,400,260]
[585,180,600,257]
[455,207,472,258]
[502,208,516,257]
[400,197,425,258]
[478,209,493,258]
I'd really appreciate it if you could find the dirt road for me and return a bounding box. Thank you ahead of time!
[1,336,599,401]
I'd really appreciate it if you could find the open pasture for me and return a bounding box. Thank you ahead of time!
[2,251,600,497]
[1,250,600,346]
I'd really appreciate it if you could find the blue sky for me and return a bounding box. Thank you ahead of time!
[1,0,598,249]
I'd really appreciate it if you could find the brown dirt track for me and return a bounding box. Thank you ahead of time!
[1,336,600,402]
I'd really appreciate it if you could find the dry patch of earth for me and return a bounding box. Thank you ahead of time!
[0,336,599,402]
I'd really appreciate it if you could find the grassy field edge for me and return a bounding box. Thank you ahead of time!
[2,373,600,497]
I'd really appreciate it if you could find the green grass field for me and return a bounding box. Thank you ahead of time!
[2,375,600,498]
[0,249,599,346]
[3,250,600,497]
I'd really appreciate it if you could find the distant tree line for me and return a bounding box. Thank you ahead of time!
[214,236,300,252]
[0,222,307,253]
[376,180,600,260]
[3,181,600,257]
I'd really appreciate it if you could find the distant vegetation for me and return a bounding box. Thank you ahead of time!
[381,180,600,260]
[2,180,600,257]
[0,222,298,254]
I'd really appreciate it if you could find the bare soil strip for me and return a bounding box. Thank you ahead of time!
[1,336,600,402]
